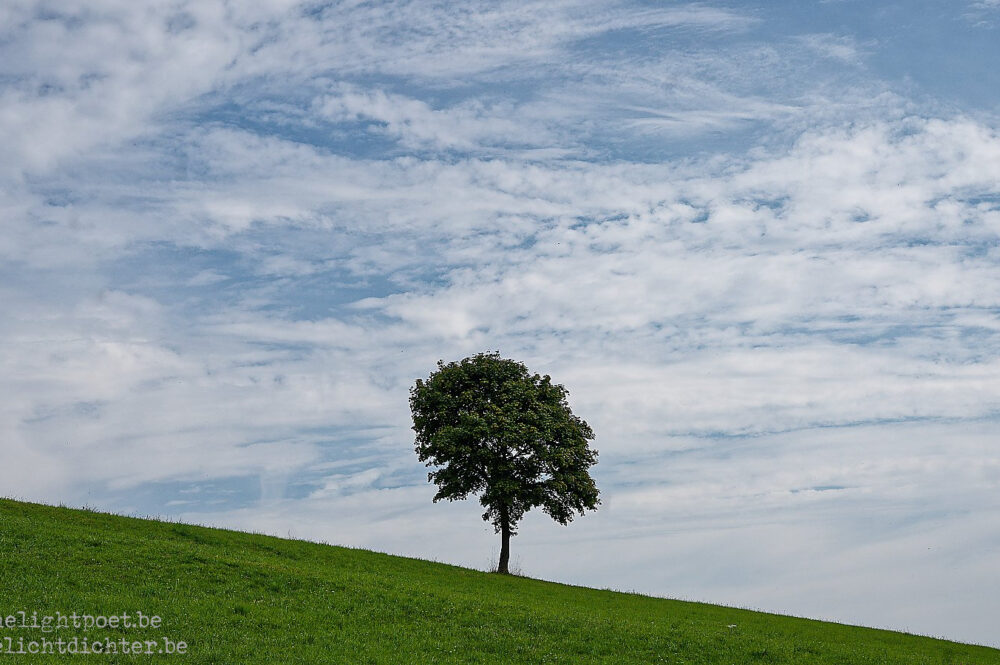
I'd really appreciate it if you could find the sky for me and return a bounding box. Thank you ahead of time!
[2,0,1000,648]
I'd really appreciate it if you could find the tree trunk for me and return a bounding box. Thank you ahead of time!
[498,506,511,574]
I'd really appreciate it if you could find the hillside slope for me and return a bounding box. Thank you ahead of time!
[0,498,997,664]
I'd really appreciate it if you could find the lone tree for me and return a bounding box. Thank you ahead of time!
[409,352,599,574]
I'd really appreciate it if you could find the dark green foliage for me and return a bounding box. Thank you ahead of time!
[1,499,998,664]
[410,353,599,571]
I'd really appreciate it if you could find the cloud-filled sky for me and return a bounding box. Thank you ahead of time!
[3,0,1000,647]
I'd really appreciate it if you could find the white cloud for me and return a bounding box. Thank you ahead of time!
[797,33,868,65]
[964,0,1000,25]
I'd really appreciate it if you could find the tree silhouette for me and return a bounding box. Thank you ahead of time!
[409,352,599,574]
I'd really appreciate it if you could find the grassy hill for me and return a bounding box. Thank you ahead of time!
[1,498,997,664]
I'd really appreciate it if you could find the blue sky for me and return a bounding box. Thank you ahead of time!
[3,0,1000,647]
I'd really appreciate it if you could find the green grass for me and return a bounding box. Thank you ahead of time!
[1,498,997,664]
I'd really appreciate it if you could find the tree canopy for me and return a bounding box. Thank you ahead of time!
[409,352,599,574]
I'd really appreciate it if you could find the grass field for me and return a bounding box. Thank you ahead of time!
[1,498,997,664]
